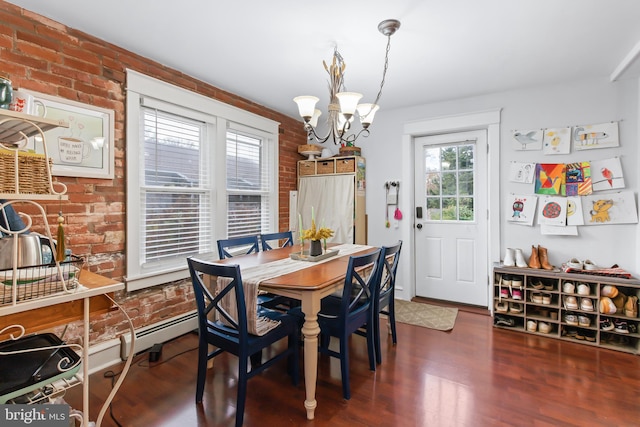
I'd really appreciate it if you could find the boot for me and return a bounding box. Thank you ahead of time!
[514,248,528,268]
[528,245,541,269]
[503,248,515,267]
[538,245,553,270]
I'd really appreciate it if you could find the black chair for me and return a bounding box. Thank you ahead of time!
[187,257,299,427]
[260,231,294,251]
[216,235,260,259]
[291,249,381,400]
[370,241,402,364]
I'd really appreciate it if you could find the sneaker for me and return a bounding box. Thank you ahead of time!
[562,327,577,338]
[585,331,597,342]
[531,280,545,290]
[564,313,579,326]
[614,319,629,334]
[511,287,523,300]
[531,293,543,303]
[495,301,508,313]
[567,258,583,269]
[580,298,594,312]
[526,320,537,332]
[600,318,614,331]
[577,283,590,296]
[583,260,598,270]
[495,315,515,327]
[542,294,552,305]
[509,302,523,313]
[564,296,579,310]
[538,322,551,334]
[578,315,591,327]
[563,282,575,293]
[500,288,509,298]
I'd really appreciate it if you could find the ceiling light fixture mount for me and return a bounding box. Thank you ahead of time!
[294,19,401,146]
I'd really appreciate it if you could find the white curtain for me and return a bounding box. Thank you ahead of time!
[297,175,354,244]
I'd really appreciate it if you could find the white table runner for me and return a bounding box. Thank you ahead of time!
[217,244,372,335]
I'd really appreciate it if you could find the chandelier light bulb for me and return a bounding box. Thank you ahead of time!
[309,109,322,128]
[356,103,380,128]
[293,96,319,121]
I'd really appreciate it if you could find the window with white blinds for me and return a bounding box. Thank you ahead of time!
[125,69,279,291]
[226,130,271,238]
[142,107,212,262]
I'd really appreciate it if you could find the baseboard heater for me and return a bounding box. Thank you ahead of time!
[119,310,198,360]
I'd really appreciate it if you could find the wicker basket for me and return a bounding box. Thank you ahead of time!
[339,146,361,156]
[0,149,53,195]
[336,158,355,173]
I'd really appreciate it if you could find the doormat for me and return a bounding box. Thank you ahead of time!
[393,300,458,331]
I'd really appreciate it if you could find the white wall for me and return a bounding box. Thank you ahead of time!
[360,76,639,302]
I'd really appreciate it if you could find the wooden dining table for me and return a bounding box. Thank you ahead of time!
[214,243,376,420]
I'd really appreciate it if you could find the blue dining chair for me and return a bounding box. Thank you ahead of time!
[369,241,402,364]
[216,235,260,259]
[260,231,294,251]
[187,257,299,427]
[291,249,381,400]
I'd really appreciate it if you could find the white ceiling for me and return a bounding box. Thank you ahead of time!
[7,0,640,120]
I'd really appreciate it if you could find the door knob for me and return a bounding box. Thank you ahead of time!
[416,223,423,229]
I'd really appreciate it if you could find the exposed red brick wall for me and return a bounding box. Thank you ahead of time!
[0,1,307,344]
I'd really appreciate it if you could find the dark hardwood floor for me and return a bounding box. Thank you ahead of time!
[66,307,640,426]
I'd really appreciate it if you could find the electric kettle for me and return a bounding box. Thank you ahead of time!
[0,234,55,269]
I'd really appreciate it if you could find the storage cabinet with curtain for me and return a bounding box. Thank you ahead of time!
[297,156,366,245]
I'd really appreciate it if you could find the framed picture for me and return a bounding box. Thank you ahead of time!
[29,91,114,179]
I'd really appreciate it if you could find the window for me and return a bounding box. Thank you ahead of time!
[125,70,278,291]
[226,130,273,238]
[424,143,475,221]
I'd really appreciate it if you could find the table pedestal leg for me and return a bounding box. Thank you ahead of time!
[301,294,321,420]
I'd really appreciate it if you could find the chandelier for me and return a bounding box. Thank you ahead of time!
[293,19,401,146]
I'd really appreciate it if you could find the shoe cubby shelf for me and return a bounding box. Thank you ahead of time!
[493,264,640,355]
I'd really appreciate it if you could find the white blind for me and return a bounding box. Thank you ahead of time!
[226,130,271,237]
[141,107,212,262]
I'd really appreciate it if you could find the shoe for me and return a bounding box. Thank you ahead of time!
[564,296,579,310]
[511,287,523,300]
[502,275,513,288]
[538,245,554,270]
[514,248,528,268]
[531,293,542,303]
[612,293,627,313]
[562,282,575,293]
[509,302,523,313]
[578,315,591,327]
[564,313,579,325]
[599,297,617,314]
[580,298,594,312]
[543,282,555,291]
[531,280,544,290]
[576,283,590,296]
[542,294,552,305]
[538,322,551,334]
[575,329,585,340]
[511,276,523,288]
[600,318,614,331]
[583,259,598,270]
[567,258,583,269]
[562,327,577,338]
[614,319,629,334]
[495,315,515,327]
[503,248,516,267]
[528,245,541,268]
[526,320,537,332]
[495,301,508,313]
[585,331,596,342]
[500,287,509,299]
[601,285,618,298]
[625,295,638,318]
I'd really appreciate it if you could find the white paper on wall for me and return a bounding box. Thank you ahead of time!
[541,225,578,236]
[543,127,571,155]
[566,196,584,226]
[590,157,625,191]
[537,195,567,226]
[573,121,619,151]
[581,190,638,225]
[512,129,543,151]
[505,194,537,226]
[508,162,536,183]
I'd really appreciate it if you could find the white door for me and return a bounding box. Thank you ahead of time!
[414,130,488,306]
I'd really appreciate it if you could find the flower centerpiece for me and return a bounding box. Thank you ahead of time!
[299,207,333,256]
